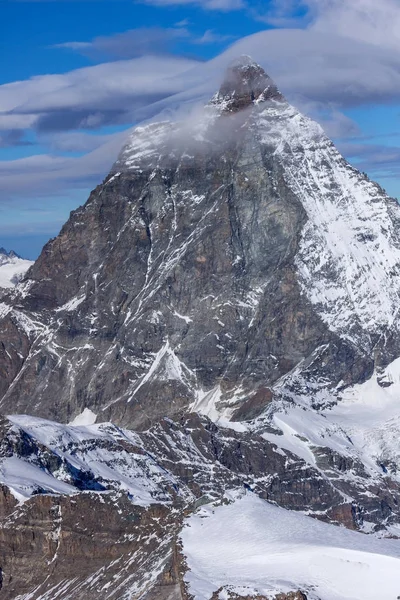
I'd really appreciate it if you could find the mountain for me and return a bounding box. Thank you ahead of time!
[0,248,33,290]
[0,249,21,260]
[1,56,400,599]
[1,56,397,426]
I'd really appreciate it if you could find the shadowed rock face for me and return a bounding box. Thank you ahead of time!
[213,55,284,112]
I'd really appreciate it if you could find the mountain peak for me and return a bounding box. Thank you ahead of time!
[213,55,284,112]
[0,247,21,259]
[228,54,261,69]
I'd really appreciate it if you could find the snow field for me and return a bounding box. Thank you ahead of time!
[181,492,400,600]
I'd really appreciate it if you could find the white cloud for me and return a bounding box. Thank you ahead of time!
[257,0,400,50]
[0,55,199,132]
[52,27,191,60]
[15,56,198,114]
[141,0,245,10]
[309,0,400,51]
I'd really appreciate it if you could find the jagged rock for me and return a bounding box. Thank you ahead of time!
[0,492,181,599]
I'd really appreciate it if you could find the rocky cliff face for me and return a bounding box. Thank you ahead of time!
[1,56,400,599]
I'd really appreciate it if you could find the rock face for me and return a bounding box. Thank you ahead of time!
[1,411,399,598]
[1,56,400,599]
[0,489,180,600]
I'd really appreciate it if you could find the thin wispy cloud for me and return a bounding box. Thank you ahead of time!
[53,27,191,60]
[0,130,34,148]
[0,55,200,134]
[194,30,234,44]
[141,0,245,10]
[45,131,118,153]
[0,130,128,198]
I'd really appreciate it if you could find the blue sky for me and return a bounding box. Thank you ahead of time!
[2,0,400,258]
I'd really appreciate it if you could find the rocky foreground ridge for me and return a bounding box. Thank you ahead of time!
[1,57,400,599]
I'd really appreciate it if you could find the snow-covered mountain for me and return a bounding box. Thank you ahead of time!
[1,56,400,599]
[0,248,33,289]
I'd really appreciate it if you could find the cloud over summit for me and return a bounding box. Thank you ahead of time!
[3,0,400,252]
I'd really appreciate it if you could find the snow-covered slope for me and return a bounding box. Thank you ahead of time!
[1,414,180,504]
[258,354,400,522]
[181,492,400,600]
[0,249,33,289]
[118,88,400,350]
[254,102,400,348]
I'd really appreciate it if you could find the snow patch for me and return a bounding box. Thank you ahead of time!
[55,295,85,312]
[69,408,97,426]
[129,340,195,400]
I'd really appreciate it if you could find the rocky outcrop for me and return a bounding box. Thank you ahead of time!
[0,491,181,600]
[2,412,400,532]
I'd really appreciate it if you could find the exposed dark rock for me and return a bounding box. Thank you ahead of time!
[0,492,180,600]
[209,589,308,600]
